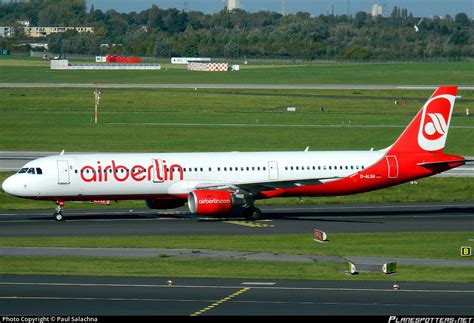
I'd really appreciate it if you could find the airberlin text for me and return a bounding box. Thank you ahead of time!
[79,160,184,183]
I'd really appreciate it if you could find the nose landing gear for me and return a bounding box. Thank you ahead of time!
[54,201,65,221]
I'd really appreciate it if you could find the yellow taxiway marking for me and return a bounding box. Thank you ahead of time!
[190,287,251,316]
[223,220,274,228]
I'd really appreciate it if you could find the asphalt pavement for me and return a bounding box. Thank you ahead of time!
[0,202,472,236]
[0,275,472,316]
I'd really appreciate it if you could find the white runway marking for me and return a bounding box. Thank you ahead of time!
[242,282,276,286]
[0,281,472,294]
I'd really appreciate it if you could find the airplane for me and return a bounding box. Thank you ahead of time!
[1,86,467,221]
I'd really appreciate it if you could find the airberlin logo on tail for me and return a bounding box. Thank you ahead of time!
[418,94,454,152]
[424,113,447,140]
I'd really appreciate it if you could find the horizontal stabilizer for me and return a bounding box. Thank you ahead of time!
[417,159,466,167]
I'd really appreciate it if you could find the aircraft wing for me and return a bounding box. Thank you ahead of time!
[195,176,341,195]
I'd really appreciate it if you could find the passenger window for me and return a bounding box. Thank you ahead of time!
[296,167,299,170]
[209,167,212,171]
[329,166,332,170]
[257,167,260,171]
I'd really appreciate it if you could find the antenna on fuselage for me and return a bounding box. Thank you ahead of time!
[304,146,309,152]
[60,150,65,155]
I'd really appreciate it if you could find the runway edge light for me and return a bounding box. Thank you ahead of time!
[382,262,397,274]
[313,229,329,243]
[346,262,358,275]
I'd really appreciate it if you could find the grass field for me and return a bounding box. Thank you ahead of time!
[1,57,474,85]
[0,257,471,282]
[0,232,472,282]
[0,87,473,154]
[1,232,471,260]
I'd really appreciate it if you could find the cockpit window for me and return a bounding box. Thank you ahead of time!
[17,167,43,175]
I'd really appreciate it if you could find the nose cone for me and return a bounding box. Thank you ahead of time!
[2,176,19,196]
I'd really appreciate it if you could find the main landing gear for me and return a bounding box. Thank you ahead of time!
[243,206,262,221]
[53,201,65,221]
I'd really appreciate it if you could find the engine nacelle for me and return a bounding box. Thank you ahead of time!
[145,198,186,210]
[188,190,234,214]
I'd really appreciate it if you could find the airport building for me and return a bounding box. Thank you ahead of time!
[23,26,94,38]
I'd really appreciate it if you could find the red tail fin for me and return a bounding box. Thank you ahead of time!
[388,86,457,154]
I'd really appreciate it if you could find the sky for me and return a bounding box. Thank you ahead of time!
[87,0,473,17]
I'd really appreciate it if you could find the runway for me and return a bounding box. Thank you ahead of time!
[0,275,472,315]
[0,202,472,236]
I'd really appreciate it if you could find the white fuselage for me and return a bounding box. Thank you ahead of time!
[3,151,385,200]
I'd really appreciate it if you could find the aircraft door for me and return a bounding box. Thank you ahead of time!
[57,160,70,184]
[386,155,399,178]
[268,161,279,180]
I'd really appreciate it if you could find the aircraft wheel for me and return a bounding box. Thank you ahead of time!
[244,207,262,221]
[54,212,64,222]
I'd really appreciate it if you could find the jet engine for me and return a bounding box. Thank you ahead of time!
[188,190,240,214]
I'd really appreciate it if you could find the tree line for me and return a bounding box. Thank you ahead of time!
[0,0,472,60]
